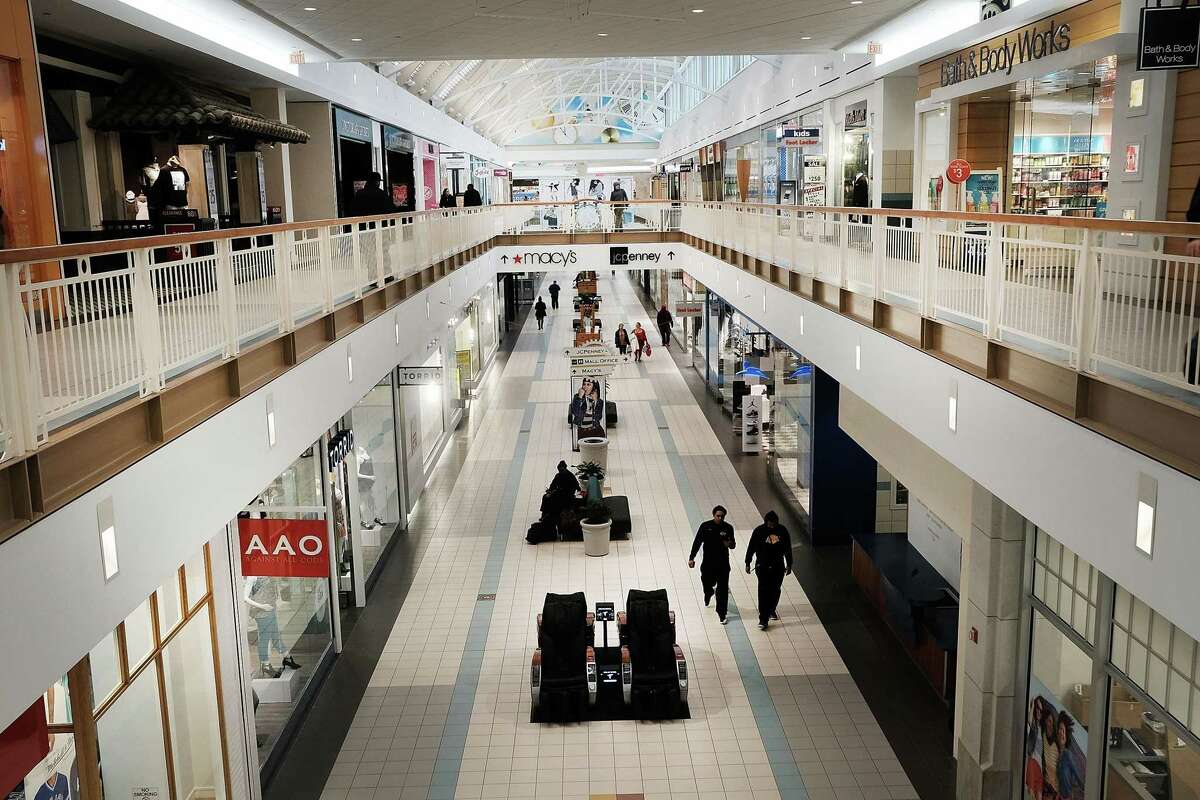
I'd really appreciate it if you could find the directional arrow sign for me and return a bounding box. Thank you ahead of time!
[568,343,621,377]
[667,251,676,260]
[500,255,509,263]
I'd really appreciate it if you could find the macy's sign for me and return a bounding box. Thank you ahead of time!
[238,518,329,578]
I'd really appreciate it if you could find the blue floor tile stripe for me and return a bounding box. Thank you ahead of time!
[650,401,809,800]
[427,401,537,800]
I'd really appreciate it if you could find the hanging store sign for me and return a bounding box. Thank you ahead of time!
[844,101,868,128]
[383,126,414,153]
[939,18,1071,86]
[328,429,354,464]
[442,152,468,170]
[782,127,822,147]
[0,702,48,792]
[397,366,444,385]
[334,107,373,143]
[473,166,491,179]
[494,168,511,177]
[679,161,695,172]
[239,518,330,578]
[1138,4,1200,70]
[675,301,704,317]
[569,343,620,377]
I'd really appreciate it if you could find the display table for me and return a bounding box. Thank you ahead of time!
[251,665,303,703]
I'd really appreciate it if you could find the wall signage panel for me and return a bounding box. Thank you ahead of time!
[940,18,1070,86]
[238,518,330,578]
[334,107,373,143]
[1138,4,1200,70]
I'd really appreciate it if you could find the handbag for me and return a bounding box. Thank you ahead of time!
[644,342,652,357]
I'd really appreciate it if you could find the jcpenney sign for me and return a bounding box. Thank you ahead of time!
[238,518,329,578]
[940,19,1071,86]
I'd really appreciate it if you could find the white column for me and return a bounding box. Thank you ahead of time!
[955,483,1027,800]
[251,88,296,222]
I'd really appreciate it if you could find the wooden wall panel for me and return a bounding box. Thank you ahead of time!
[957,101,1013,174]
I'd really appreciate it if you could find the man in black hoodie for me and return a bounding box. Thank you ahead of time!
[745,511,792,630]
[688,505,736,623]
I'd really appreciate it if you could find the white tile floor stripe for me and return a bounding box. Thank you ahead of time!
[320,273,916,800]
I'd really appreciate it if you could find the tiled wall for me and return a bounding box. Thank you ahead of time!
[882,149,914,208]
[875,464,909,534]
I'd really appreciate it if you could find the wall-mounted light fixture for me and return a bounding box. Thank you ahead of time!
[1136,473,1157,557]
[97,497,118,582]
[855,341,862,371]
[395,313,401,345]
[266,394,277,447]
[347,344,354,383]
[948,380,958,433]
[799,315,805,335]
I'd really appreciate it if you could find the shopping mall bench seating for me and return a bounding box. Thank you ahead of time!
[602,496,630,539]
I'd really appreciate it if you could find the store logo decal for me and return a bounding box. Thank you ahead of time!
[940,20,1070,86]
[500,251,578,265]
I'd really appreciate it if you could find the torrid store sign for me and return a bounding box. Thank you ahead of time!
[238,518,329,578]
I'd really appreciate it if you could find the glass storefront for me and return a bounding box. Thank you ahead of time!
[1021,528,1200,800]
[12,543,231,800]
[345,375,403,582]
[770,349,814,516]
[238,446,335,768]
[1009,57,1116,218]
[417,350,446,470]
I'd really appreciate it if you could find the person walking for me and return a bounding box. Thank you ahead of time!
[549,280,561,310]
[534,296,547,331]
[462,183,483,207]
[689,505,736,624]
[439,188,457,208]
[632,322,648,362]
[614,323,631,361]
[656,304,673,347]
[610,181,629,231]
[745,511,792,630]
[351,172,393,216]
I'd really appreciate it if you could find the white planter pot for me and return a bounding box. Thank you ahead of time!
[578,437,608,476]
[581,519,612,557]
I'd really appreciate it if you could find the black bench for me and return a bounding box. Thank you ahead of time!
[603,496,631,540]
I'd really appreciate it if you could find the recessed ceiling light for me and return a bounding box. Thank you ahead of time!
[801,35,812,39]
[597,32,609,36]
[691,7,704,11]
[351,37,363,41]
[850,1,863,5]
[303,6,316,10]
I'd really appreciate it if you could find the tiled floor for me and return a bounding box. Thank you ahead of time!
[318,274,917,800]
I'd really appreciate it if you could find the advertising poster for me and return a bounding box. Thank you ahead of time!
[1022,676,1087,800]
[238,518,330,578]
[22,733,77,800]
[802,155,827,207]
[422,158,438,209]
[568,375,606,450]
[742,394,763,453]
[962,170,1002,215]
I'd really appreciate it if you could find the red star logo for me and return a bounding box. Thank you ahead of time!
[513,254,522,264]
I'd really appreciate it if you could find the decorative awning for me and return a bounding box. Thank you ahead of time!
[89,69,309,145]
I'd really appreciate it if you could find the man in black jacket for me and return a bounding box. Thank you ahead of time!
[610,181,629,231]
[688,505,736,623]
[462,183,483,207]
[745,511,792,630]
[548,280,561,310]
[351,172,394,216]
[656,304,673,347]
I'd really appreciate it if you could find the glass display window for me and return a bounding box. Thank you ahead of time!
[1009,57,1116,218]
[11,542,232,799]
[1023,609,1092,800]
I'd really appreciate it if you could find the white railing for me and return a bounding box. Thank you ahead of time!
[2,198,1198,466]
[0,207,503,455]
[679,202,1200,405]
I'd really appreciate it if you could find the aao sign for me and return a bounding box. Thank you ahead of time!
[238,518,329,578]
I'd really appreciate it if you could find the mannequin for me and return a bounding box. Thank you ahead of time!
[151,154,190,210]
[355,445,383,529]
[243,576,299,677]
[142,158,161,189]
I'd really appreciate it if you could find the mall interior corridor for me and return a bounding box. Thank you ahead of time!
[297,274,916,800]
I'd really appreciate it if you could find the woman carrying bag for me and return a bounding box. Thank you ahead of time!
[632,322,650,362]
[614,324,631,361]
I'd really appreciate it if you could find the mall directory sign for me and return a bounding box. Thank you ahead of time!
[239,518,330,578]
[1139,4,1200,70]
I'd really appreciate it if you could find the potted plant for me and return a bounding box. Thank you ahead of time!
[574,462,605,501]
[577,435,609,475]
[580,499,612,557]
